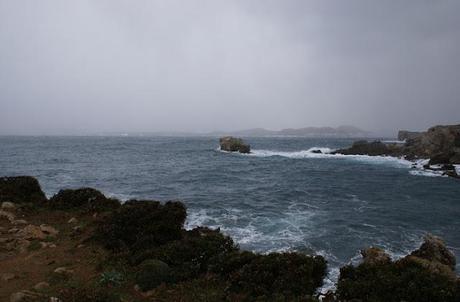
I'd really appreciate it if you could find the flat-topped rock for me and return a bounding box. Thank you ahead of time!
[219,136,251,154]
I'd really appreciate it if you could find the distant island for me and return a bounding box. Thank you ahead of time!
[208,125,371,138]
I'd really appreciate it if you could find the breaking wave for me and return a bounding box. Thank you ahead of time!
[219,147,451,178]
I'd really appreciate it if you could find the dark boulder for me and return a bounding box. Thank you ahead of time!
[333,140,403,156]
[0,176,47,203]
[311,149,323,154]
[49,188,120,211]
[429,152,456,165]
[219,136,250,154]
[398,130,423,141]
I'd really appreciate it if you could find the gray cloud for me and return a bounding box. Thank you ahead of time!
[1,0,459,135]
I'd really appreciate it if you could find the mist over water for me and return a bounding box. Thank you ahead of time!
[1,136,459,289]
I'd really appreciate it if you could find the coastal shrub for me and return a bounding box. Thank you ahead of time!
[96,200,186,252]
[209,250,258,277]
[135,259,173,291]
[98,270,126,288]
[57,286,121,302]
[228,253,327,298]
[0,176,47,203]
[337,257,459,302]
[146,276,228,302]
[133,227,238,281]
[48,188,120,211]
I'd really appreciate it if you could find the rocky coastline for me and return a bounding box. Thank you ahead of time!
[333,124,460,179]
[1,176,459,301]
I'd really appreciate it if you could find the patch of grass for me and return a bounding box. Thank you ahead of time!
[98,270,126,288]
[28,240,42,251]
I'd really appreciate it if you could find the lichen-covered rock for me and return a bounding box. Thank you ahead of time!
[49,188,120,211]
[337,235,459,302]
[219,136,251,153]
[361,247,391,265]
[0,176,47,204]
[405,125,460,162]
[410,234,456,270]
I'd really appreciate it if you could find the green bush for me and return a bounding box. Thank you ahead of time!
[135,259,173,291]
[57,285,121,302]
[96,200,186,252]
[228,252,327,298]
[49,188,120,211]
[337,256,459,302]
[98,270,125,287]
[133,227,238,281]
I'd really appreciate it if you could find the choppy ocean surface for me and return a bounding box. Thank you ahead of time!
[1,136,459,290]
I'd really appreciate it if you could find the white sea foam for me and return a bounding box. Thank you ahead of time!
[409,169,448,177]
[246,147,413,168]
[221,147,453,178]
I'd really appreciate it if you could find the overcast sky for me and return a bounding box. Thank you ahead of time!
[1,1,459,135]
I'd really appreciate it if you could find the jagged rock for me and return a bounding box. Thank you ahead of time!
[219,137,251,154]
[33,281,50,291]
[0,176,47,204]
[410,234,456,270]
[8,228,20,234]
[12,219,27,226]
[1,201,15,210]
[1,273,15,281]
[10,290,42,302]
[39,224,59,236]
[361,247,391,265]
[398,130,422,141]
[21,225,46,240]
[0,210,15,222]
[54,267,74,276]
[311,149,323,154]
[405,124,460,162]
[49,188,120,211]
[67,217,78,224]
[17,239,31,253]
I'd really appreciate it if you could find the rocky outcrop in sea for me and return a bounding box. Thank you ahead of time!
[334,124,460,178]
[219,136,251,153]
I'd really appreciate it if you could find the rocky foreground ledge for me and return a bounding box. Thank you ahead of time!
[334,124,460,178]
[1,176,459,302]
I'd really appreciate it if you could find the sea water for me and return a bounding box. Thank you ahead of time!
[1,136,459,290]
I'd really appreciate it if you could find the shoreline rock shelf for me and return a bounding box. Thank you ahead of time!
[334,124,460,179]
[1,177,459,301]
